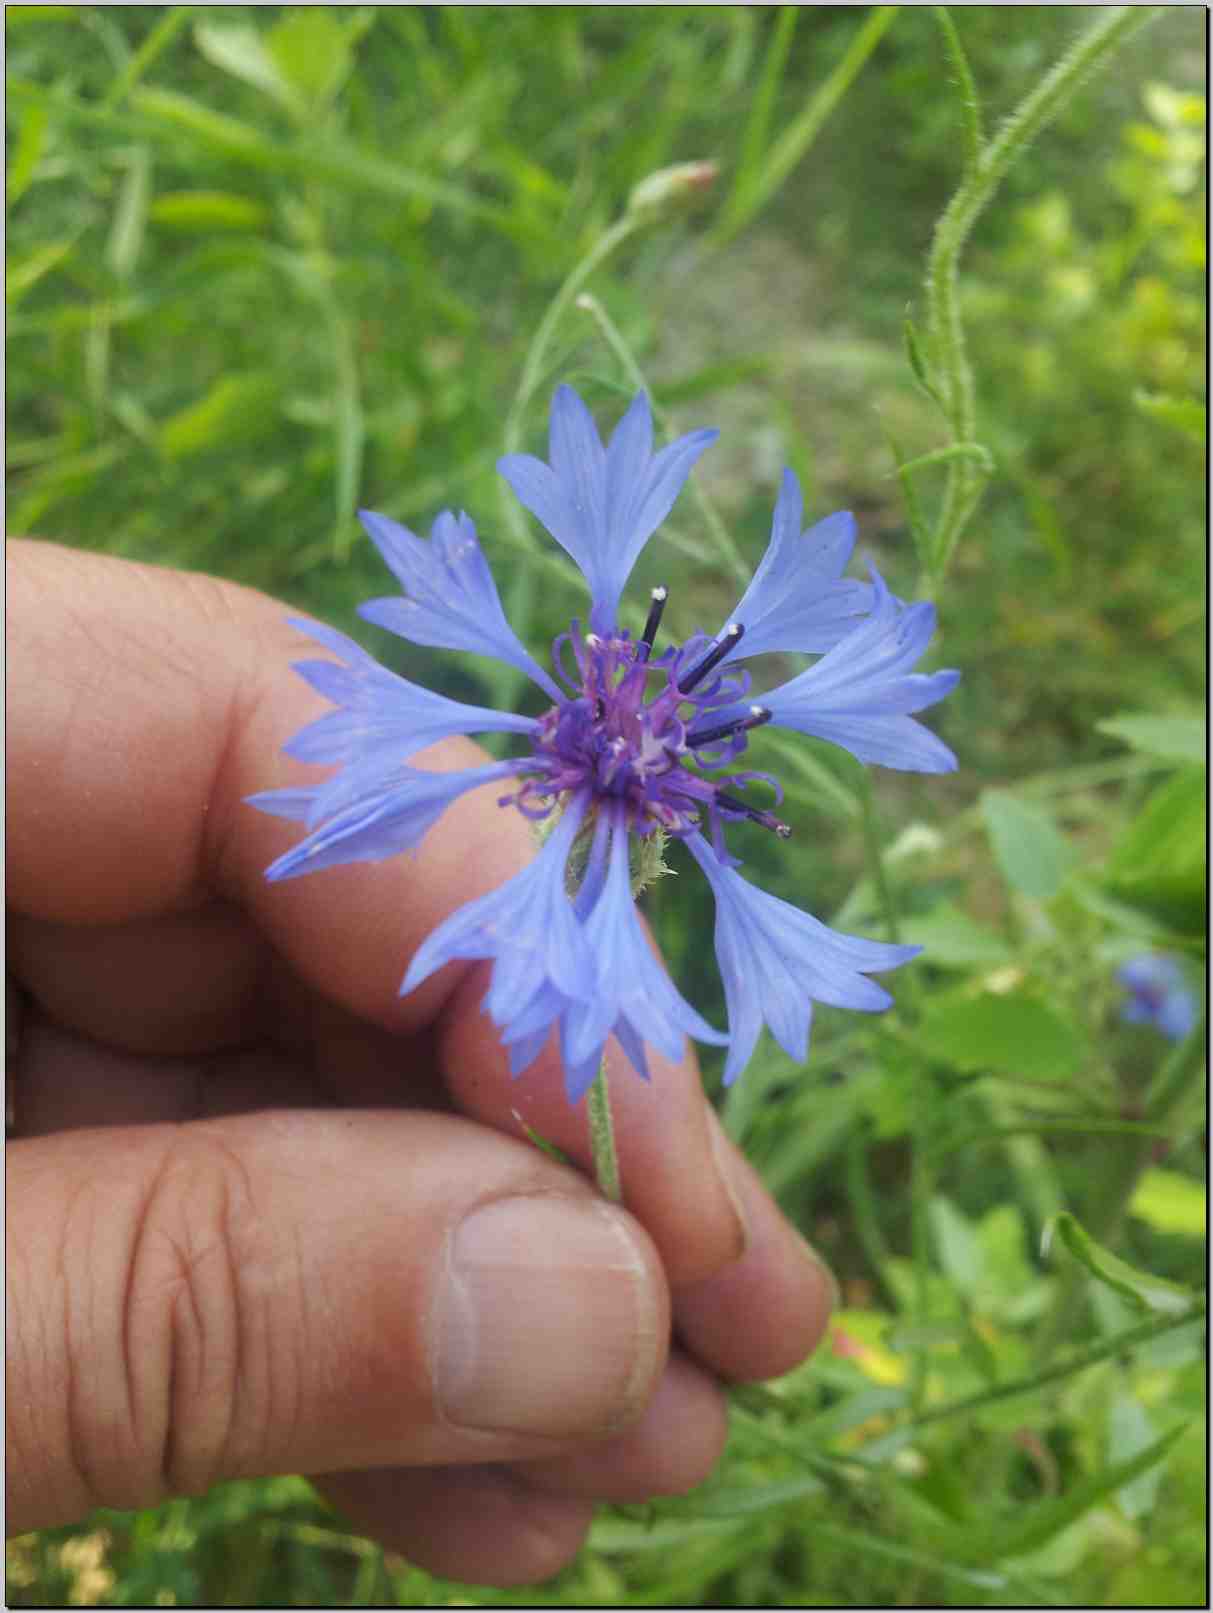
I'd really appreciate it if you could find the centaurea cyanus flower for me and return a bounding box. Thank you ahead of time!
[251,386,958,1101]
[1117,954,1199,1043]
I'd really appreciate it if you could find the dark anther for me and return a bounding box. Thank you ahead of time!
[636,586,668,664]
[593,696,606,721]
[678,622,744,694]
[688,704,771,748]
[716,790,791,839]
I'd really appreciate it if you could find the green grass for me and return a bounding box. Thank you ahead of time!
[6,6,1206,1606]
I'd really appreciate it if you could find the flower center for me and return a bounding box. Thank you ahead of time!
[508,587,789,843]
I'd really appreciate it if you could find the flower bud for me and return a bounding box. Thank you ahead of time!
[626,160,718,222]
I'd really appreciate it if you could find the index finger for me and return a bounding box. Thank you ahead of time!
[7,539,748,1282]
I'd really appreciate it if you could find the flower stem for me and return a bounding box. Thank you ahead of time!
[502,212,643,538]
[574,291,750,586]
[587,1059,623,1203]
[859,775,902,946]
[923,4,1163,588]
[908,1295,1205,1433]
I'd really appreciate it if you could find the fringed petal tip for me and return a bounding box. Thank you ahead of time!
[499,385,718,624]
[687,832,921,1088]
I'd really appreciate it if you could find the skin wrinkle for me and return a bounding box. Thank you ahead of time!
[61,1173,115,1513]
[272,1218,311,1484]
[5,1203,60,1520]
[150,1136,247,1498]
[84,1129,254,1504]
[221,1125,329,1488]
[198,1134,273,1492]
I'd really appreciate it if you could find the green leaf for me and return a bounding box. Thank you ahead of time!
[1108,1394,1162,1521]
[972,1424,1187,1562]
[513,1114,572,1169]
[1098,712,1206,766]
[130,86,527,242]
[1042,1211,1195,1315]
[5,237,76,305]
[897,441,994,477]
[1105,766,1206,935]
[712,5,899,246]
[981,790,1074,901]
[107,150,151,281]
[160,373,280,459]
[266,8,370,111]
[1068,875,1197,950]
[917,989,1087,1081]
[132,86,278,163]
[6,96,47,206]
[929,1196,982,1295]
[902,311,942,404]
[194,21,297,110]
[898,902,1012,968]
[1134,388,1206,443]
[1129,1167,1207,1238]
[150,190,271,233]
[6,4,77,19]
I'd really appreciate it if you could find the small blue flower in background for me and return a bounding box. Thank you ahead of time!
[1117,954,1199,1042]
[250,385,958,1101]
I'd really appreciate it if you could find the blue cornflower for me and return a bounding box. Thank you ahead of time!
[1117,954,1199,1042]
[251,385,958,1101]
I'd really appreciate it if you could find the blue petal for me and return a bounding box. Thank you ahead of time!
[1118,954,1199,1042]
[502,981,569,1051]
[792,712,958,773]
[280,618,538,769]
[256,761,523,881]
[1158,995,1198,1041]
[400,794,596,1018]
[565,812,726,1070]
[716,471,873,658]
[356,509,561,701]
[559,1020,606,1105]
[506,1023,555,1080]
[688,833,920,1085]
[245,787,315,822]
[550,383,609,543]
[754,570,959,773]
[494,454,579,563]
[498,385,716,626]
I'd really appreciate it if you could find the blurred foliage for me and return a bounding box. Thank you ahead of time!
[5,4,1206,1608]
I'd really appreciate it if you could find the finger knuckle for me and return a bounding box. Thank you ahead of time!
[114,1131,286,1501]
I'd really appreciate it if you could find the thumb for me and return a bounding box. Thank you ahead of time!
[7,1109,669,1532]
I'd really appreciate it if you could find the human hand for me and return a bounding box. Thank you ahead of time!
[6,540,834,1585]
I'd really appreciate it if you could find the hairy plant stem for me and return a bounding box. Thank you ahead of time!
[587,1061,623,1203]
[859,777,903,948]
[923,5,1163,588]
[909,1296,1206,1433]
